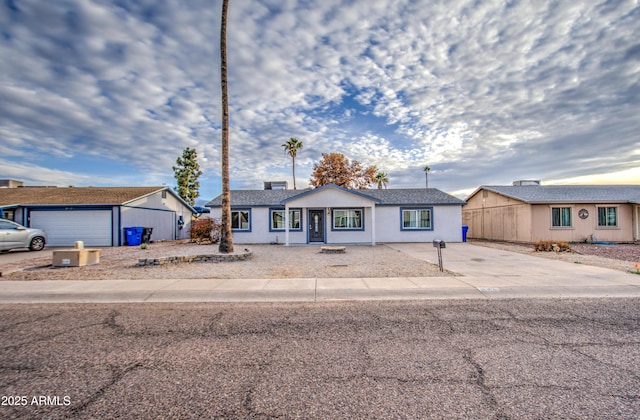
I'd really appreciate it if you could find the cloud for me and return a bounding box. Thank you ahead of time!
[0,0,638,200]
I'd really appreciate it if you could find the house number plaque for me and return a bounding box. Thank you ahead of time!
[578,209,589,219]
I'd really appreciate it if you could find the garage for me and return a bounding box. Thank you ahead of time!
[1,185,195,247]
[30,210,113,247]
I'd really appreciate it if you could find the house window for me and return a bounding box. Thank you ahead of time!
[231,210,250,231]
[401,208,433,230]
[597,207,618,227]
[333,209,363,230]
[270,208,301,231]
[1,209,14,221]
[551,207,572,227]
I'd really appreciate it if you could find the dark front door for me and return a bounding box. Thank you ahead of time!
[309,210,325,243]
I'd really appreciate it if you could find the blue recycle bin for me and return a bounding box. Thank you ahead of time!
[462,225,469,242]
[124,227,144,246]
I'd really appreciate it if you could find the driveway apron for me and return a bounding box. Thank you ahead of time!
[387,242,640,297]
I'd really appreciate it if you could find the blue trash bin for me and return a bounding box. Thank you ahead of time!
[462,225,469,242]
[124,227,143,246]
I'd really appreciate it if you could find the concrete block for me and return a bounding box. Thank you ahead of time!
[52,249,100,267]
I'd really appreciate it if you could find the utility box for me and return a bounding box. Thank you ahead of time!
[52,249,101,267]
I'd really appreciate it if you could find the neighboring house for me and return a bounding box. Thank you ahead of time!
[463,182,640,243]
[206,183,465,245]
[0,185,195,246]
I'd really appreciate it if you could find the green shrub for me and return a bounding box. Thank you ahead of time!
[190,218,222,244]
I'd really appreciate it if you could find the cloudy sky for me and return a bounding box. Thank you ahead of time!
[1,0,639,202]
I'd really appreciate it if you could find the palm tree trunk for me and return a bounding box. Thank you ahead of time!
[219,0,233,253]
[292,156,297,190]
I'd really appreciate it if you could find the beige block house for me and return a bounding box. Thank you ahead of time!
[463,182,640,243]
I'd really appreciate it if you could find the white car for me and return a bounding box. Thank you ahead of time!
[0,220,47,252]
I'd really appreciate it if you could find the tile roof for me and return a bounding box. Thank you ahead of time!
[0,186,169,206]
[478,185,640,204]
[206,185,465,207]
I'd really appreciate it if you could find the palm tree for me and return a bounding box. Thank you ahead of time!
[218,0,233,253]
[374,171,389,189]
[281,137,303,190]
[423,165,431,188]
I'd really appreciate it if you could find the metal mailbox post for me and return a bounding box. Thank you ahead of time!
[433,239,446,272]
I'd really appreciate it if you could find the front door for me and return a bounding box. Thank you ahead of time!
[309,210,325,243]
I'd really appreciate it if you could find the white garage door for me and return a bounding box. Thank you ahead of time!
[30,210,112,247]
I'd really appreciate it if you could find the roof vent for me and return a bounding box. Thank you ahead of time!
[512,180,540,186]
[264,181,288,190]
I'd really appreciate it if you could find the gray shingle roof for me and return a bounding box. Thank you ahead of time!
[206,185,465,207]
[363,188,465,205]
[0,186,166,206]
[479,185,640,204]
[206,189,301,207]
[0,186,196,212]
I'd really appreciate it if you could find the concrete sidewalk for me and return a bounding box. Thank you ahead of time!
[1,243,639,303]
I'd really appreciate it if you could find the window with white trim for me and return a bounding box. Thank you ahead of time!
[333,209,363,230]
[270,209,301,230]
[231,210,250,231]
[551,207,572,227]
[402,208,432,230]
[597,207,618,227]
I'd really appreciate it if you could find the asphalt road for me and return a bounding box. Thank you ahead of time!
[1,299,639,419]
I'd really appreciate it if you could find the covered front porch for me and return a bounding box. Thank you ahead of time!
[281,185,380,246]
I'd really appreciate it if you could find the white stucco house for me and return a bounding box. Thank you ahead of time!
[206,183,466,245]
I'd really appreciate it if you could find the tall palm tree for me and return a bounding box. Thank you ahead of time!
[374,171,389,189]
[423,165,431,188]
[281,137,303,190]
[218,0,233,253]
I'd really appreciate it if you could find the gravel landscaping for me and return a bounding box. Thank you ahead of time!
[1,242,453,281]
[1,240,638,281]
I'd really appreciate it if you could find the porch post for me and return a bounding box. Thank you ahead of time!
[371,204,376,246]
[285,204,290,246]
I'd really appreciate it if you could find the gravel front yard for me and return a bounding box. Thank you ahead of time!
[1,242,452,281]
[2,240,638,281]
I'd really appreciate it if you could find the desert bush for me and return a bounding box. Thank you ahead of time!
[190,218,222,244]
[533,240,571,252]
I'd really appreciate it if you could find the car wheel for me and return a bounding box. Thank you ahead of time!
[29,237,46,251]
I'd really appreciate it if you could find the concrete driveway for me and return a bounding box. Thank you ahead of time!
[388,242,640,296]
[1,243,639,303]
[0,248,53,264]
